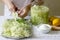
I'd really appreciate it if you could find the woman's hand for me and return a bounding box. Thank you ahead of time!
[8,2,18,12]
[17,4,31,18]
[17,0,44,18]
[17,8,27,18]
[2,0,18,12]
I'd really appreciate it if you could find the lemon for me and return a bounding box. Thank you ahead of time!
[52,18,60,26]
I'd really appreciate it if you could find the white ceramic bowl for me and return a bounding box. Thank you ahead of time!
[32,24,52,37]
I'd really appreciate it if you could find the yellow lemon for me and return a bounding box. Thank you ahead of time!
[52,18,60,26]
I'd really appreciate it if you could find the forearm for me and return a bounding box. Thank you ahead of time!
[2,0,12,7]
[21,0,44,17]
[25,4,31,13]
[2,0,17,12]
[23,0,34,12]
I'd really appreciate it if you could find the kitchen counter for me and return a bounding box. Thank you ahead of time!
[0,35,60,40]
[0,16,60,40]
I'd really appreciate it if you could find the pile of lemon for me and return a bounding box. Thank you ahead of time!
[49,16,60,26]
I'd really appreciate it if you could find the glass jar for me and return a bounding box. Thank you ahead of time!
[31,5,49,25]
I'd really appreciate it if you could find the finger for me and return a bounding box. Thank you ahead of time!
[17,8,24,15]
[18,10,24,18]
[9,8,14,12]
[20,9,25,16]
[17,10,21,15]
[12,2,19,12]
[15,7,18,11]
[18,9,28,18]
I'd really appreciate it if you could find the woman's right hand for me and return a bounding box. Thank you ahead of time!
[2,0,18,12]
[8,2,18,12]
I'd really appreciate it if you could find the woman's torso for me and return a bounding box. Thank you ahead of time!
[12,0,31,9]
[12,0,26,9]
[4,0,30,16]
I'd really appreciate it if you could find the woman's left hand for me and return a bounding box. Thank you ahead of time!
[17,4,31,18]
[17,8,28,18]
